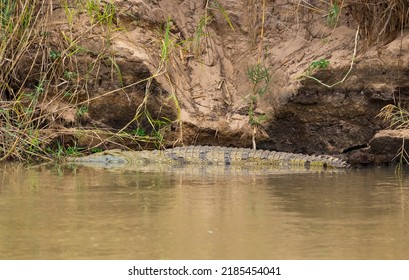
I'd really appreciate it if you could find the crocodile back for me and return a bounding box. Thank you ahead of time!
[120,146,348,168]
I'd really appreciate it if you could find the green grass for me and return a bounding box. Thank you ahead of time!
[46,141,84,159]
[132,127,146,137]
[160,17,172,68]
[85,0,116,26]
[327,0,340,26]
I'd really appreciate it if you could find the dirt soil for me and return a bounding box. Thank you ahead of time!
[37,1,409,165]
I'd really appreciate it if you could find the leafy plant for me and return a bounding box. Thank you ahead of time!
[76,105,88,117]
[246,63,270,149]
[310,58,330,70]
[49,49,61,60]
[35,80,45,95]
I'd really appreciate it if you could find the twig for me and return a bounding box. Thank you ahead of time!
[301,26,360,88]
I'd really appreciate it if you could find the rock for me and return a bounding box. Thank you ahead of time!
[349,129,409,166]
[369,129,409,155]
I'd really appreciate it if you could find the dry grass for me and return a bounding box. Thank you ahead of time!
[0,0,166,162]
[0,0,52,161]
[297,0,408,43]
[346,0,408,43]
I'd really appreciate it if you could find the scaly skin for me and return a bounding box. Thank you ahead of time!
[66,146,349,168]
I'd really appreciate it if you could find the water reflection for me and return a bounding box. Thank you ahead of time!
[0,163,408,259]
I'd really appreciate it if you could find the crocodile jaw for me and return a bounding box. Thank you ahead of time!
[66,152,128,168]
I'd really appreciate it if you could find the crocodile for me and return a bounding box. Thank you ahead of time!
[66,146,349,169]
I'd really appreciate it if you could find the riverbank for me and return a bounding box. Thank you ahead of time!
[0,0,408,166]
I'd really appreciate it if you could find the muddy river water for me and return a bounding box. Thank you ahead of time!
[1,163,409,259]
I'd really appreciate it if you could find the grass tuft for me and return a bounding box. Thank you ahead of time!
[0,0,168,162]
[347,0,409,43]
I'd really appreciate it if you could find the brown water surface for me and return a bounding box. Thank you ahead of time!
[0,163,408,259]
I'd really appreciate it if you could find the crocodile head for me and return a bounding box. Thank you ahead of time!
[66,150,129,168]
